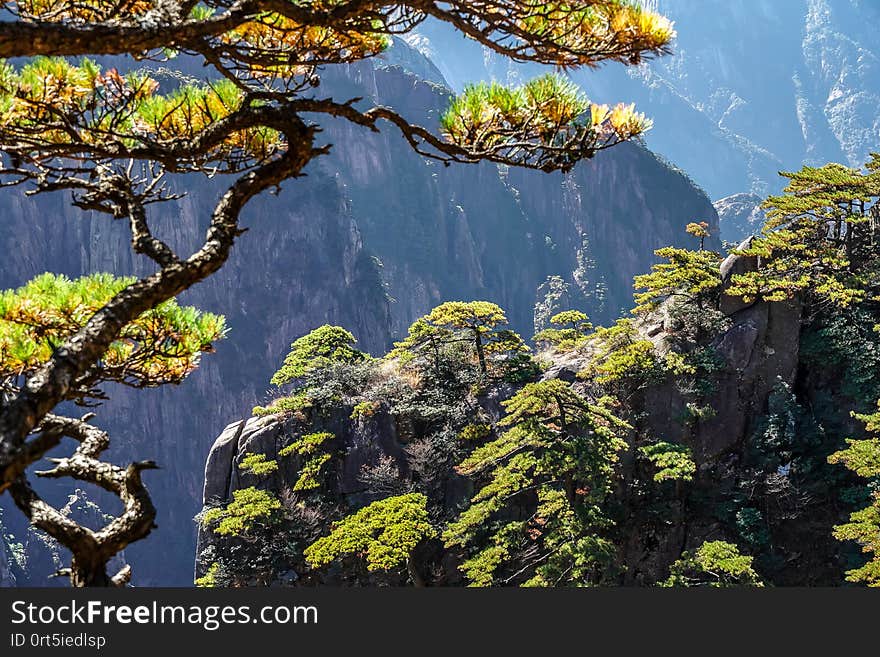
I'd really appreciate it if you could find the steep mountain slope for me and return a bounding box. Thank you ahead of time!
[196,248,874,587]
[0,44,716,585]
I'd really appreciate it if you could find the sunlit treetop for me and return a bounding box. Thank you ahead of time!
[444,378,629,586]
[0,57,283,175]
[685,221,710,249]
[304,492,436,573]
[441,73,654,171]
[425,301,508,335]
[827,405,880,587]
[420,301,525,375]
[0,272,225,396]
[3,2,674,69]
[728,156,880,309]
[661,540,763,587]
[270,325,368,386]
[632,245,722,315]
[534,309,593,349]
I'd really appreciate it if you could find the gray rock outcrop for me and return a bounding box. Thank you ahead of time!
[197,253,805,580]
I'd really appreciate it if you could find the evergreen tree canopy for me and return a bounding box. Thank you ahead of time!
[639,441,696,483]
[534,309,593,349]
[443,379,629,586]
[828,404,880,586]
[728,156,880,308]
[202,487,282,538]
[392,301,529,378]
[423,301,522,375]
[271,325,367,386]
[632,228,722,315]
[304,493,435,575]
[0,273,225,393]
[661,540,763,587]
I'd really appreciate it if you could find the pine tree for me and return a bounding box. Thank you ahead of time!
[534,310,593,349]
[0,273,222,586]
[632,225,722,316]
[271,325,367,386]
[443,379,629,586]
[727,156,880,308]
[424,301,511,375]
[304,493,435,586]
[661,541,763,587]
[828,405,880,586]
[0,1,675,586]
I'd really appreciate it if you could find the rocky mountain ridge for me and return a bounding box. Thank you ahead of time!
[196,247,861,586]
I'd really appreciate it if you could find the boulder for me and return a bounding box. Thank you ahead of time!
[699,297,803,459]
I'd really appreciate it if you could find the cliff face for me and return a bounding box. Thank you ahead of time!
[0,44,717,585]
[197,250,859,586]
[0,517,16,587]
[412,0,880,200]
[323,54,718,333]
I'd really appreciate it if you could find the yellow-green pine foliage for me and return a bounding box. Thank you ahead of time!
[202,488,282,537]
[0,272,225,387]
[425,301,507,335]
[632,224,722,315]
[270,325,368,386]
[514,1,676,66]
[389,317,451,366]
[639,441,696,483]
[253,390,313,417]
[686,220,711,249]
[351,400,379,420]
[1,2,677,183]
[239,453,279,477]
[293,454,332,491]
[534,310,593,349]
[828,403,880,586]
[580,319,659,385]
[459,423,492,442]
[0,57,281,163]
[279,432,336,491]
[662,541,763,587]
[304,493,435,573]
[444,379,629,586]
[440,71,657,170]
[279,431,335,458]
[728,156,880,308]
[422,301,527,374]
[195,562,222,588]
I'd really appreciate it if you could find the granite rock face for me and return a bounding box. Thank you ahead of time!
[719,237,759,316]
[0,42,715,584]
[196,268,805,584]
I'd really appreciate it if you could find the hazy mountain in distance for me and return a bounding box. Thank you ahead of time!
[408,0,880,233]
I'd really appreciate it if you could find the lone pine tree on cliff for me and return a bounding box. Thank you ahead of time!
[0,2,675,586]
